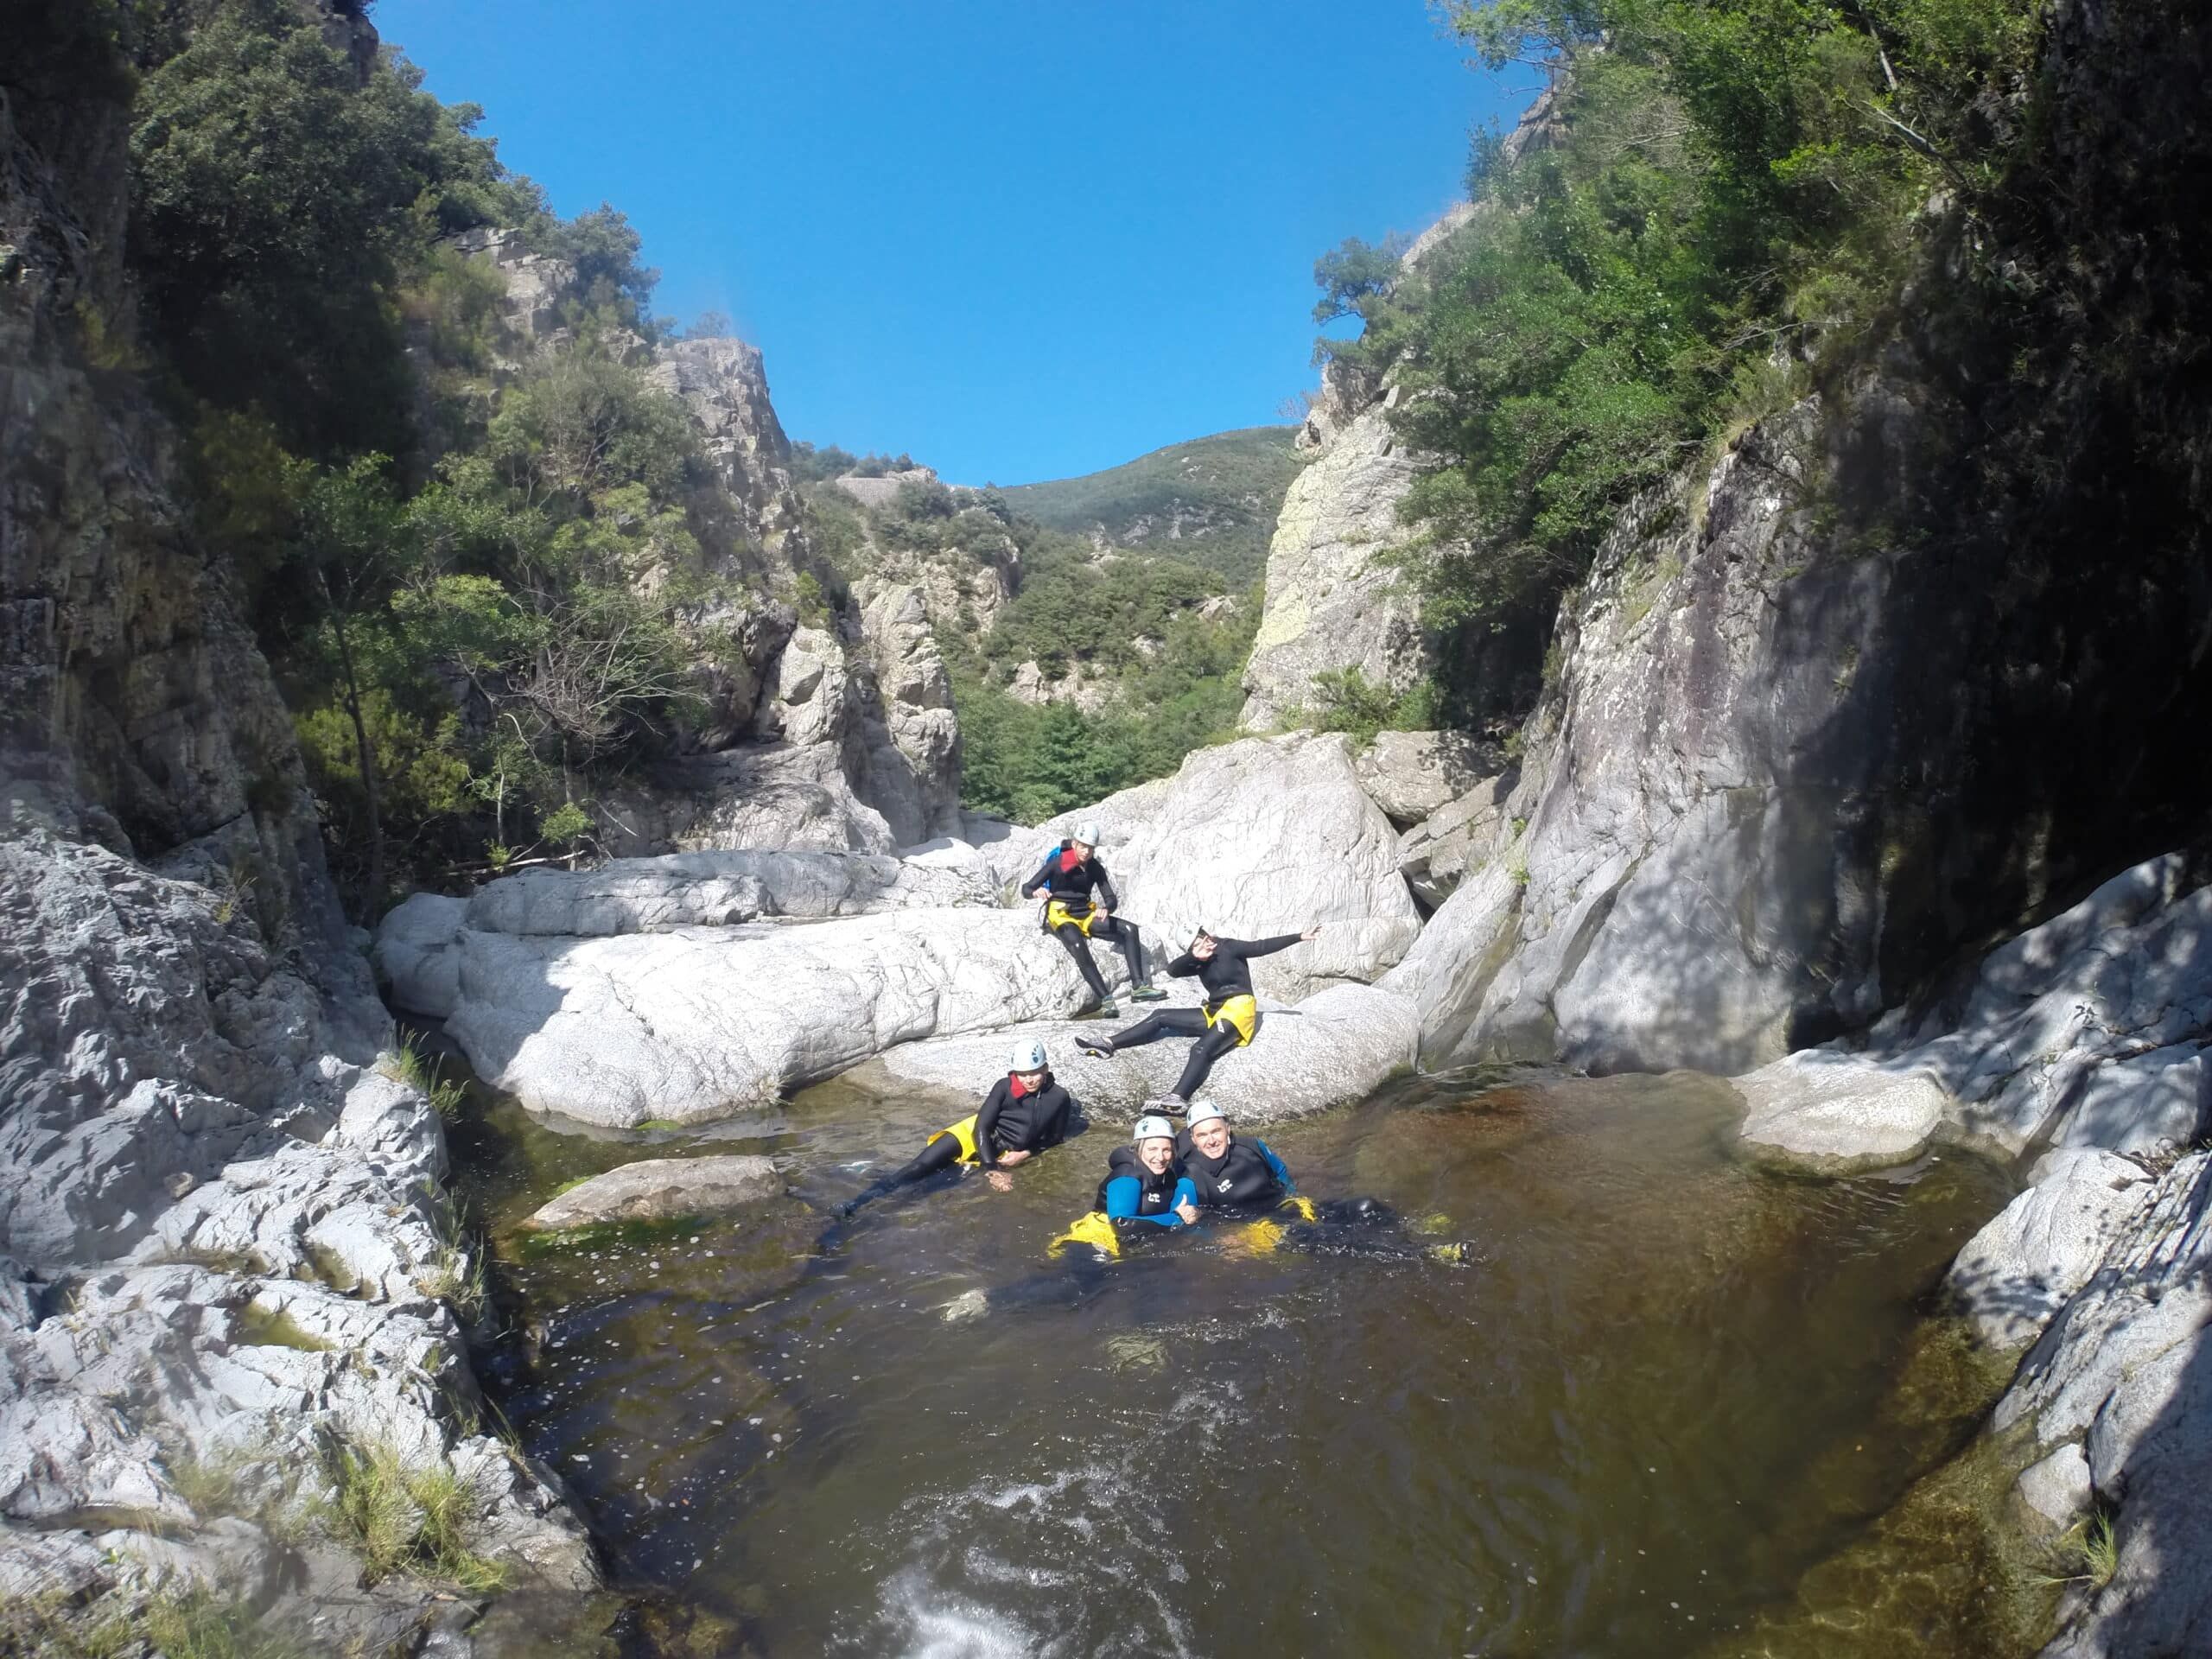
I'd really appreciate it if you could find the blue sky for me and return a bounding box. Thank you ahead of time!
[372,2,1525,485]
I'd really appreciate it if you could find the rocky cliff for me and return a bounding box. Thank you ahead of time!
[2,9,594,1647]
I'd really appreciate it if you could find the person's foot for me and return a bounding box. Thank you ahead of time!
[1093,997,1118,1018]
[1159,1091,1186,1113]
[1427,1241,1472,1266]
[1077,1035,1114,1059]
[1129,982,1167,1001]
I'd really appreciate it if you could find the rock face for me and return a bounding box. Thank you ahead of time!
[995,733,1424,997]
[1238,385,1431,731]
[1,30,592,1637]
[1945,1147,2155,1351]
[1396,772,1514,910]
[521,1156,784,1230]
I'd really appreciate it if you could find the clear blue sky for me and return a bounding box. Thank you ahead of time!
[372,2,1526,486]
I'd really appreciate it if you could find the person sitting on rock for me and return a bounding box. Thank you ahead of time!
[840,1039,1076,1217]
[1175,1102,1470,1264]
[1050,1107,1200,1261]
[1075,925,1317,1103]
[1018,820,1164,1018]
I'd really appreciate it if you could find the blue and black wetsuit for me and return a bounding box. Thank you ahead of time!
[1050,1145,1198,1259]
[1020,844,1146,1002]
[843,1071,1076,1214]
[1087,934,1302,1097]
[1176,1128,1296,1211]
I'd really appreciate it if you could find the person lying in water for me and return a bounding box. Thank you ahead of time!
[1050,1109,1199,1261]
[1076,925,1318,1103]
[1017,819,1165,1018]
[840,1038,1076,1217]
[1177,1102,1470,1263]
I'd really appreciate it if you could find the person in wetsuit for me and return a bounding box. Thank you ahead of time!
[840,1038,1077,1217]
[1178,1101,1471,1263]
[1050,1109,1199,1260]
[1018,821,1164,1018]
[1076,925,1318,1103]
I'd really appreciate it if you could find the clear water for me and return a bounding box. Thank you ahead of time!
[455,1064,2026,1658]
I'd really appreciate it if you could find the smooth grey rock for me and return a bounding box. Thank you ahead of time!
[871,981,1417,1128]
[462,846,993,937]
[1396,774,1514,908]
[1731,1050,1948,1175]
[444,907,1128,1127]
[2015,1441,2094,1529]
[372,892,467,1017]
[1947,1149,2154,1349]
[522,1156,784,1230]
[1352,730,1490,827]
[1004,734,1423,997]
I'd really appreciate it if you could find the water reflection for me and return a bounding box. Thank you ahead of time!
[474,1065,2018,1657]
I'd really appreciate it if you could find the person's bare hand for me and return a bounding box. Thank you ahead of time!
[1175,1199,1198,1225]
[986,1169,1014,1192]
[997,1148,1033,1167]
[1301,925,1320,942]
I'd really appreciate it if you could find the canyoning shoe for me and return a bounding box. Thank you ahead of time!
[1158,1091,1186,1114]
[1129,983,1167,1001]
[1077,1035,1115,1059]
[1427,1241,1473,1266]
[1093,998,1118,1019]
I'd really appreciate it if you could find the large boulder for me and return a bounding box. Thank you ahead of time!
[520,1156,784,1230]
[1730,1050,1948,1176]
[1000,733,1423,997]
[1945,1147,2155,1350]
[601,742,898,857]
[442,908,1130,1128]
[1351,730,1493,827]
[1396,772,1515,909]
[866,981,1418,1128]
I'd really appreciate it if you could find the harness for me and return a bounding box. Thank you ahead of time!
[1039,846,1102,934]
[1202,994,1260,1046]
[925,1114,984,1165]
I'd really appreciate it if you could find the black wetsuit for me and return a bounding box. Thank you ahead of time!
[1020,845,1147,1003]
[1175,1129,1295,1211]
[844,1071,1076,1213]
[1095,1146,1196,1230]
[1090,933,1303,1098]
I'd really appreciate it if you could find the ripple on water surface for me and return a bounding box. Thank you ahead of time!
[479,1065,2021,1657]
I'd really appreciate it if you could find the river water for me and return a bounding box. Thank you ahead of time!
[454,1064,2030,1657]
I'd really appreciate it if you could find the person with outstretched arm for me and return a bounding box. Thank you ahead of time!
[840,1039,1076,1217]
[1076,925,1317,1105]
[1018,820,1164,1018]
[1050,1108,1200,1261]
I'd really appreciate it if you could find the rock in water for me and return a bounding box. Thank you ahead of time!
[522,1157,784,1230]
[1730,1052,1948,1177]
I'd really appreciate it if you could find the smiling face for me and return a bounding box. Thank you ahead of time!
[1013,1066,1046,1091]
[1137,1136,1175,1175]
[1190,1118,1230,1160]
[1191,932,1217,961]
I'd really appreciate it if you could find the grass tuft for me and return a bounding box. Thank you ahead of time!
[326,1440,507,1592]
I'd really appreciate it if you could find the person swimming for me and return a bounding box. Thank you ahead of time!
[840,1038,1077,1217]
[1050,1108,1199,1261]
[1075,925,1317,1103]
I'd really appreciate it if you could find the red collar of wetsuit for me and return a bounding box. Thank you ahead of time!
[1007,1071,1051,1097]
[1057,848,1084,873]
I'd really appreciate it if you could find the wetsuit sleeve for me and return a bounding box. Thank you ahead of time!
[1034,1084,1075,1150]
[1230,934,1306,961]
[1093,859,1119,911]
[1164,950,1200,978]
[1257,1140,1296,1195]
[1018,853,1057,899]
[1104,1175,1187,1229]
[971,1078,1011,1167]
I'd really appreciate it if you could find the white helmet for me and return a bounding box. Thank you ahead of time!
[1185,1101,1228,1131]
[1131,1114,1177,1143]
[1071,820,1103,847]
[1009,1038,1048,1072]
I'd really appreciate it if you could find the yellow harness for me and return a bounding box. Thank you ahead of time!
[925,1114,983,1165]
[1204,994,1260,1046]
[1044,898,1099,936]
[1049,1210,1122,1260]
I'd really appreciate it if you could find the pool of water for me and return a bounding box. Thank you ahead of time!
[458,1064,2027,1657]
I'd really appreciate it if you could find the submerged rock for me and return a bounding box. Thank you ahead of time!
[522,1156,784,1230]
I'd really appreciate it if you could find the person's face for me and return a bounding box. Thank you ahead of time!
[1137,1136,1174,1174]
[1014,1066,1046,1090]
[1069,839,1095,861]
[1191,1119,1230,1159]
[1192,933,1217,960]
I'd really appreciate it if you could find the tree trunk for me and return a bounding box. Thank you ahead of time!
[321,589,385,912]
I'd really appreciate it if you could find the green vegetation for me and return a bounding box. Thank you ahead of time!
[1319,0,2047,717]
[1271,667,1437,749]
[0,1586,297,1659]
[795,448,1262,823]
[326,1440,506,1592]
[1001,427,1300,590]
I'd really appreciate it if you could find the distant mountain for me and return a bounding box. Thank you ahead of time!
[1001,426,1300,589]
